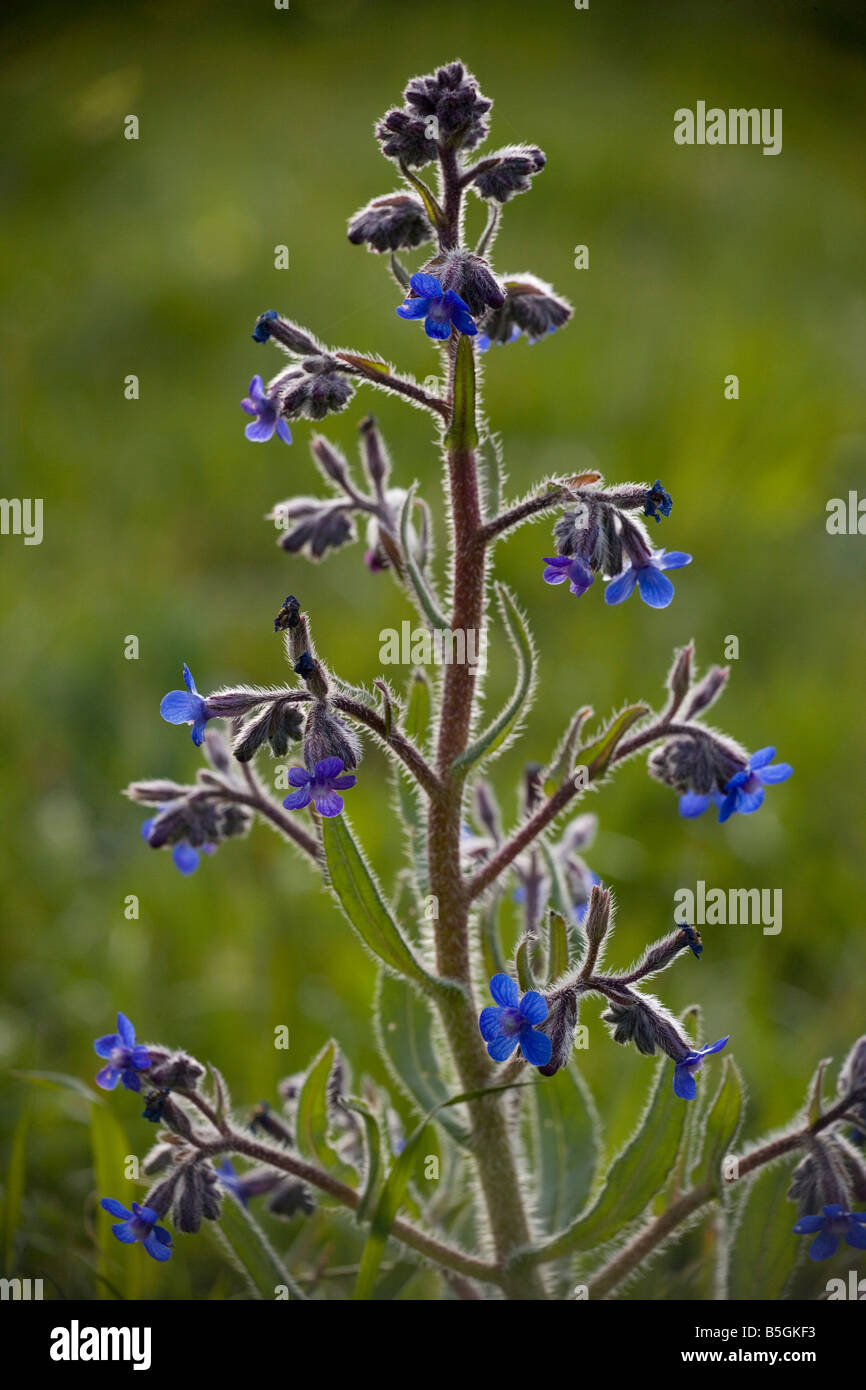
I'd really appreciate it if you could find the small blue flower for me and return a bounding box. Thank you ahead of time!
[94,1013,151,1093]
[680,924,703,959]
[240,374,292,444]
[604,549,692,610]
[542,553,594,598]
[673,1036,728,1100]
[252,309,279,343]
[395,272,477,341]
[793,1205,866,1261]
[159,664,213,747]
[680,748,793,822]
[644,481,672,523]
[100,1199,173,1262]
[283,757,357,818]
[141,814,216,875]
[717,747,793,823]
[479,974,552,1068]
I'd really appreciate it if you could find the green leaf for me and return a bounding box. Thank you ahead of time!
[375,971,470,1147]
[355,1082,532,1299]
[444,333,478,451]
[544,908,570,984]
[403,669,431,747]
[543,707,593,795]
[296,1040,358,1188]
[479,895,507,979]
[543,1054,689,1258]
[398,161,445,229]
[2,1100,29,1274]
[322,814,435,990]
[90,1103,136,1300]
[338,352,392,376]
[345,1099,383,1224]
[691,1058,744,1194]
[12,1068,105,1106]
[207,1191,305,1300]
[727,1161,799,1300]
[515,938,535,992]
[400,486,448,630]
[533,1067,599,1234]
[579,704,650,780]
[451,584,535,771]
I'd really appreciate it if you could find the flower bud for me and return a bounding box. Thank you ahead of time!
[268,1180,315,1219]
[302,700,361,772]
[471,145,546,202]
[425,248,505,317]
[252,313,321,356]
[483,274,572,346]
[149,1051,205,1091]
[537,991,578,1078]
[680,666,730,721]
[648,731,747,798]
[359,416,391,494]
[347,193,433,253]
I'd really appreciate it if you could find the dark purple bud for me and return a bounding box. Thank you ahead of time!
[272,496,357,562]
[649,731,747,798]
[427,248,505,316]
[149,1052,205,1091]
[483,275,572,345]
[268,1179,315,1219]
[347,193,433,253]
[255,314,322,356]
[248,1101,294,1146]
[403,61,491,150]
[303,700,361,772]
[359,416,391,493]
[310,436,352,489]
[375,108,438,167]
[537,991,578,1077]
[680,666,730,721]
[472,145,546,202]
[125,779,190,806]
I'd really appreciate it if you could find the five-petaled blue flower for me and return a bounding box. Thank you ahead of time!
[542,554,594,598]
[644,481,672,523]
[240,374,292,444]
[679,748,793,822]
[396,272,477,341]
[159,664,213,747]
[479,974,552,1068]
[605,549,692,610]
[94,1013,151,1093]
[673,1036,728,1099]
[793,1205,866,1261]
[141,814,216,875]
[100,1198,173,1262]
[282,757,357,818]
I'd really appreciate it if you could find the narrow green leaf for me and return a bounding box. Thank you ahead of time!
[398,161,445,229]
[403,669,431,745]
[346,1099,383,1224]
[544,1055,689,1258]
[90,1104,136,1300]
[207,1191,305,1300]
[479,895,507,980]
[338,352,392,376]
[296,1040,358,1187]
[400,485,448,629]
[322,814,435,990]
[2,1101,29,1274]
[533,1068,599,1234]
[444,333,478,450]
[515,938,535,992]
[375,971,470,1146]
[12,1069,105,1106]
[543,707,593,795]
[579,704,650,779]
[544,908,570,984]
[692,1058,744,1194]
[727,1161,799,1300]
[451,584,535,771]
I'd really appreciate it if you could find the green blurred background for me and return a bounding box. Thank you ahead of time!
[1,0,865,1299]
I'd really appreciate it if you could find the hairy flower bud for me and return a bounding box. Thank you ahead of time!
[375,108,438,167]
[233,700,304,762]
[601,992,689,1060]
[359,416,391,495]
[471,144,546,202]
[681,666,730,721]
[172,1161,222,1234]
[788,1138,851,1217]
[251,312,322,355]
[648,731,747,798]
[348,193,433,253]
[403,61,491,150]
[270,496,357,562]
[276,363,354,421]
[537,991,578,1077]
[148,1051,205,1091]
[425,248,505,317]
[482,274,572,346]
[268,1179,315,1219]
[303,700,361,772]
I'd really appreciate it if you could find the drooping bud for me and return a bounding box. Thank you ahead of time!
[788,1137,851,1218]
[172,1161,222,1234]
[537,990,578,1078]
[482,274,572,345]
[648,730,747,798]
[601,991,690,1060]
[401,61,491,152]
[275,359,355,421]
[251,313,322,356]
[347,193,433,253]
[426,248,505,316]
[143,1168,183,1220]
[681,666,730,721]
[269,496,357,562]
[233,700,304,762]
[148,1052,206,1091]
[666,643,693,714]
[359,416,391,495]
[471,145,546,202]
[303,700,361,772]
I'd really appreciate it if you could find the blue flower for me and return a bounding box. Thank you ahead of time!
[159,664,213,746]
[673,1036,728,1100]
[100,1199,173,1262]
[680,924,703,959]
[141,814,216,875]
[680,748,793,822]
[604,549,692,610]
[216,1159,248,1207]
[282,757,357,817]
[542,554,594,598]
[479,974,552,1068]
[94,1013,151,1093]
[644,481,672,523]
[477,326,523,351]
[395,272,477,340]
[252,309,279,343]
[793,1205,866,1261]
[240,374,292,444]
[717,747,793,823]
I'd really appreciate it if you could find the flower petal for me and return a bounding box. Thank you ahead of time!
[759,762,792,785]
[808,1231,839,1261]
[276,418,293,445]
[486,1032,519,1063]
[749,746,776,769]
[287,767,312,787]
[315,757,345,781]
[425,316,452,340]
[313,790,344,817]
[111,1221,137,1244]
[793,1215,825,1234]
[604,566,639,606]
[679,792,711,818]
[245,416,277,442]
[283,785,313,811]
[172,843,200,875]
[657,550,692,571]
[518,990,549,1025]
[734,784,765,815]
[717,791,739,824]
[479,1006,506,1042]
[410,272,442,298]
[101,1198,132,1220]
[94,1033,122,1058]
[143,1231,173,1262]
[396,297,431,320]
[519,1027,553,1068]
[489,973,519,1008]
[160,691,199,724]
[700,1036,729,1058]
[635,565,675,609]
[673,1063,697,1100]
[331,774,357,791]
[95,1064,119,1090]
[844,1222,866,1250]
